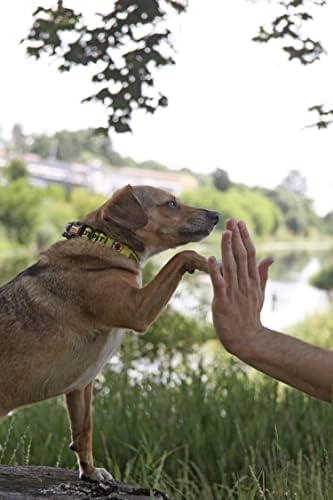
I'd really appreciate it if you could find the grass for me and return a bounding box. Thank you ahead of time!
[1,355,332,499]
[1,250,333,498]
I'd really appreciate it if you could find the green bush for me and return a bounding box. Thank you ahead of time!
[0,180,43,244]
[5,158,29,182]
[310,263,333,292]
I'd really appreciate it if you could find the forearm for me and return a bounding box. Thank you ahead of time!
[235,327,333,403]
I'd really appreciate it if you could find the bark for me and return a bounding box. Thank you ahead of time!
[0,465,169,500]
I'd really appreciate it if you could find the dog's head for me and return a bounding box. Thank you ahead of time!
[82,185,219,258]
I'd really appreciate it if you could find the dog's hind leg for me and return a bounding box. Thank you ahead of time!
[65,382,113,482]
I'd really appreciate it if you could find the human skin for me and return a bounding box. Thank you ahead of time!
[207,219,333,403]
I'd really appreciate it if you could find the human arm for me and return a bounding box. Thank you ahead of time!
[208,219,333,403]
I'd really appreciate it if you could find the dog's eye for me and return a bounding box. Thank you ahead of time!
[165,200,177,209]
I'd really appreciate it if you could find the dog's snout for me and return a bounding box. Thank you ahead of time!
[208,211,219,226]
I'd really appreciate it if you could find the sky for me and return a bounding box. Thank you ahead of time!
[1,0,333,215]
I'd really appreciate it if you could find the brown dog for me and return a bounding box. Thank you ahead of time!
[0,184,219,481]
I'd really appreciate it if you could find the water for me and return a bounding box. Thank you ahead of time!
[261,257,329,330]
[0,249,331,333]
[170,252,331,331]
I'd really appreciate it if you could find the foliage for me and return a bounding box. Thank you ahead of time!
[0,180,43,244]
[138,160,169,172]
[212,168,232,192]
[4,158,29,182]
[253,0,326,65]
[11,124,27,154]
[268,187,310,234]
[0,179,107,250]
[29,133,53,159]
[23,0,332,133]
[289,307,333,347]
[310,263,333,292]
[0,356,332,499]
[31,129,119,165]
[0,225,12,253]
[0,253,34,286]
[70,189,106,220]
[24,0,188,133]
[279,169,308,196]
[181,185,282,236]
[253,0,332,129]
[261,170,321,235]
[29,128,175,169]
[124,306,215,362]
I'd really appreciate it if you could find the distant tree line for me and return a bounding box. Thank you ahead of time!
[1,132,333,247]
[184,167,331,238]
[3,123,170,171]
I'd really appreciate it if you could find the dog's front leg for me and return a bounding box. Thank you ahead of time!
[65,382,113,482]
[131,250,208,332]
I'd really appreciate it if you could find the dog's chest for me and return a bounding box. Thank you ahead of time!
[64,328,125,393]
[63,270,142,393]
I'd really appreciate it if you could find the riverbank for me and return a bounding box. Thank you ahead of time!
[257,238,333,253]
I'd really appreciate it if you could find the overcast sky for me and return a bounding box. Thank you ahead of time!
[1,0,333,214]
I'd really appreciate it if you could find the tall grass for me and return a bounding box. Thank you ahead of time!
[1,356,332,499]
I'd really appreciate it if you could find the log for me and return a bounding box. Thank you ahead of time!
[0,465,169,500]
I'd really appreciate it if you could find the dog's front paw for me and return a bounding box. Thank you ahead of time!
[81,467,113,483]
[178,250,208,274]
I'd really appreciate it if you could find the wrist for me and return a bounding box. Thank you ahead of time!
[226,325,268,362]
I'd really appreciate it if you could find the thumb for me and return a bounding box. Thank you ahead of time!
[258,256,274,293]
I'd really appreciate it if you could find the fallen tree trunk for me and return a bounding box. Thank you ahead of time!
[0,465,169,499]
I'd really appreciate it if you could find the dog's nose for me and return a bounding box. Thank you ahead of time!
[208,211,219,225]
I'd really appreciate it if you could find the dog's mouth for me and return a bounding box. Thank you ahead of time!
[178,226,213,242]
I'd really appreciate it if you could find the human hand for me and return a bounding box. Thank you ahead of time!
[207,219,273,356]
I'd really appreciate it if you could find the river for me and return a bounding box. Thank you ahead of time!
[0,248,331,332]
[170,250,332,331]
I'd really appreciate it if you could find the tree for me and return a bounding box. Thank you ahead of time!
[279,169,308,196]
[24,0,188,134]
[259,169,323,235]
[24,1,331,133]
[181,185,282,236]
[253,0,332,129]
[11,124,27,154]
[30,134,53,158]
[264,179,321,235]
[212,168,232,192]
[30,129,121,164]
[5,159,29,182]
[0,180,42,244]
[29,128,176,167]
[138,160,169,171]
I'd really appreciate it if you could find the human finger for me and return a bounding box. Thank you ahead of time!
[226,219,250,290]
[237,221,260,283]
[221,228,238,290]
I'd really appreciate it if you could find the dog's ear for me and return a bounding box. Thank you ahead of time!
[102,185,148,230]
